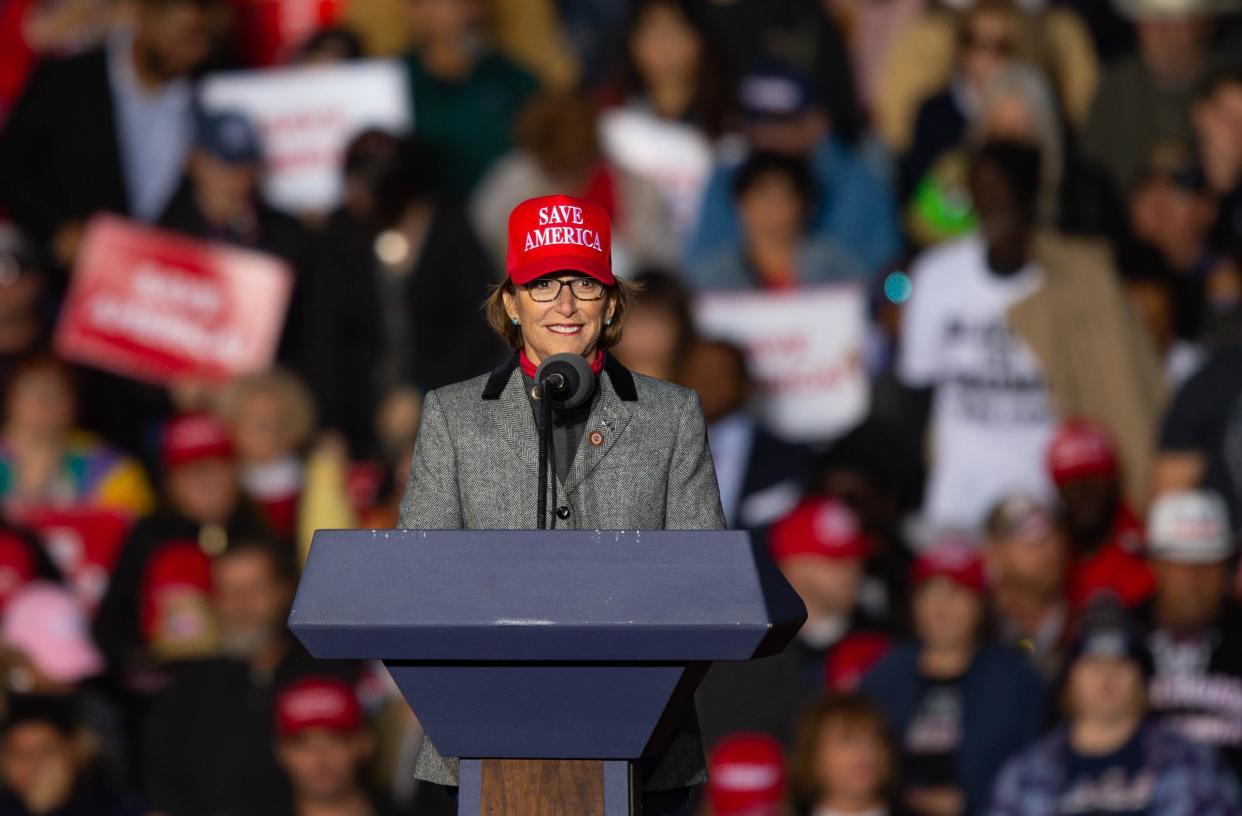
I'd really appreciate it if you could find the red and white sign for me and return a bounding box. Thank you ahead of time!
[10,507,132,614]
[200,61,411,212]
[694,285,870,441]
[55,216,293,384]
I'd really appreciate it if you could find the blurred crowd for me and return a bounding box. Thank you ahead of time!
[0,0,1241,813]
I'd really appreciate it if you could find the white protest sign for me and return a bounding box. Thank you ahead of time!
[694,285,870,441]
[200,60,411,213]
[598,108,713,245]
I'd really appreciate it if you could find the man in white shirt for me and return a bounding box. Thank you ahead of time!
[898,141,1058,532]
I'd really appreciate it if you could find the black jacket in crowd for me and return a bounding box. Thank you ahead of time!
[0,49,128,256]
[303,205,505,456]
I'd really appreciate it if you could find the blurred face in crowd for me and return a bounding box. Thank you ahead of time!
[1193,79,1242,192]
[1057,475,1120,547]
[278,728,372,805]
[913,579,982,653]
[739,170,806,249]
[167,457,238,524]
[1152,559,1229,632]
[780,556,864,624]
[960,7,1017,90]
[406,0,481,45]
[4,363,74,440]
[819,470,896,539]
[614,303,687,382]
[191,152,258,223]
[630,3,702,91]
[1136,17,1210,87]
[813,716,891,809]
[679,342,747,425]
[987,521,1068,599]
[133,0,216,83]
[969,156,1032,250]
[1131,176,1217,269]
[0,723,77,805]
[502,274,616,365]
[213,548,292,660]
[1068,656,1146,724]
[232,389,296,465]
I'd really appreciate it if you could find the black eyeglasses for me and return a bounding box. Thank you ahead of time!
[523,277,606,303]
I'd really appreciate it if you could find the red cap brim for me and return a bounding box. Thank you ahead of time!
[509,255,615,286]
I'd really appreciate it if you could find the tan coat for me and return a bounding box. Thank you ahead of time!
[1008,232,1166,510]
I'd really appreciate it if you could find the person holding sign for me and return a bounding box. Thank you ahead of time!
[397,194,725,814]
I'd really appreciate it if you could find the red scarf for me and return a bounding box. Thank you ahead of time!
[519,348,605,378]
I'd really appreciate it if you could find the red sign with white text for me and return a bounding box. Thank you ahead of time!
[55,216,293,384]
[10,507,132,614]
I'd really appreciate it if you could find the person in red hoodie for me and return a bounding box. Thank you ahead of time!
[1047,418,1155,610]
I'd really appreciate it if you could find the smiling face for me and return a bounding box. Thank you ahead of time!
[502,273,616,365]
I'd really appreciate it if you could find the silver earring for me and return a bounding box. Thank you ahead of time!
[605,318,613,326]
[511,317,520,326]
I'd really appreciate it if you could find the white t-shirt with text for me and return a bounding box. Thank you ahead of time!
[898,235,1057,531]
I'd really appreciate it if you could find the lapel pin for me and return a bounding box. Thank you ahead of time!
[589,430,605,447]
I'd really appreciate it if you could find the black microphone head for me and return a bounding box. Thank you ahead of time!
[535,353,596,410]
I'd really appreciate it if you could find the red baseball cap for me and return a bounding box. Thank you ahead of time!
[163,413,234,470]
[912,538,987,594]
[506,194,614,286]
[276,676,363,738]
[140,542,213,641]
[825,631,892,693]
[1048,419,1118,485]
[769,497,872,563]
[708,732,786,816]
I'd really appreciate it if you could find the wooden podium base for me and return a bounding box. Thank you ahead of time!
[458,759,641,815]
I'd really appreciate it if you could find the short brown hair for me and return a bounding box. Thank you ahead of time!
[484,278,640,351]
[789,693,897,806]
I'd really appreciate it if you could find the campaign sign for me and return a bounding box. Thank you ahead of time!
[11,507,132,614]
[694,285,870,441]
[200,60,411,212]
[55,216,293,384]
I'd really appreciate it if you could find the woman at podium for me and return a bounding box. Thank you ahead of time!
[397,194,726,813]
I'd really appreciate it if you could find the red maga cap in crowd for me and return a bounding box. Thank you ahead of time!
[506,194,614,286]
[140,542,213,641]
[162,413,234,470]
[707,732,786,816]
[912,538,987,594]
[276,676,362,738]
[1047,419,1118,485]
[769,497,872,563]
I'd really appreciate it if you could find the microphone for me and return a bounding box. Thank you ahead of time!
[535,353,596,410]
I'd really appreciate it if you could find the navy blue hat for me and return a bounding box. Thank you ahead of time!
[738,64,815,122]
[197,110,263,165]
[1067,595,1153,678]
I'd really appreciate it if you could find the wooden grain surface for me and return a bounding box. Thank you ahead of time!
[481,759,605,815]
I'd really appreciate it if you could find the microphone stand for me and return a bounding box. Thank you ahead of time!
[536,382,557,530]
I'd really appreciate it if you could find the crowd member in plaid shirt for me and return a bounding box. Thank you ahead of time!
[988,598,1242,816]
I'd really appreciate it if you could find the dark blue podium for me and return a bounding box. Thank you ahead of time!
[289,529,806,815]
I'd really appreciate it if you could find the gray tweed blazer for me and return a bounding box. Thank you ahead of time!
[397,354,727,791]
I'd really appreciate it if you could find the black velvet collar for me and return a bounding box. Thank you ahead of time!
[481,352,637,401]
